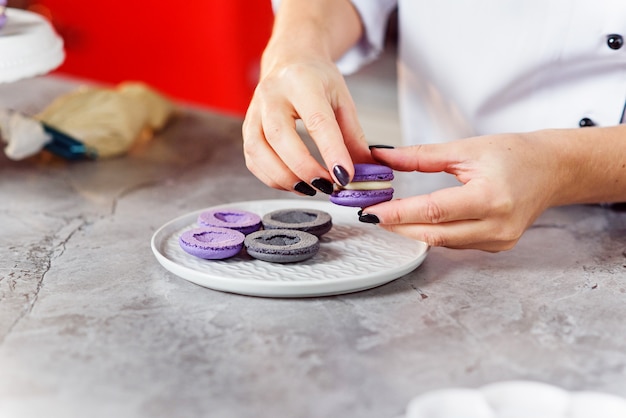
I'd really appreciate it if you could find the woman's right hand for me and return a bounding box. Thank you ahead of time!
[241,0,372,196]
[242,55,372,196]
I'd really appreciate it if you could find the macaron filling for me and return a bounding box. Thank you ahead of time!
[340,180,393,190]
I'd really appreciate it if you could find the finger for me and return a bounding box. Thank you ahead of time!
[242,103,286,189]
[293,89,355,185]
[243,105,318,194]
[245,156,288,191]
[370,143,461,173]
[246,145,324,196]
[361,183,493,224]
[334,90,375,164]
[260,96,335,186]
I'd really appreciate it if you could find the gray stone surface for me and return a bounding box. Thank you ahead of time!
[1,76,625,418]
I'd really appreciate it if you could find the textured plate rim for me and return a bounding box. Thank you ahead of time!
[151,199,429,297]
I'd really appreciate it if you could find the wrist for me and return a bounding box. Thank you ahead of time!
[261,0,362,76]
[261,29,333,77]
[537,126,626,206]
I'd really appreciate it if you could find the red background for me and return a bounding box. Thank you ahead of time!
[31,1,274,116]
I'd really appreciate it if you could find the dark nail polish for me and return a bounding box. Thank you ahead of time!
[294,181,317,196]
[311,177,334,195]
[333,165,350,186]
[359,213,380,224]
[369,144,395,149]
[357,209,363,216]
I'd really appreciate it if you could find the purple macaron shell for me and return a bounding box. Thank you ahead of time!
[179,226,245,260]
[197,209,262,235]
[330,188,394,208]
[0,0,5,29]
[330,163,394,207]
[352,163,394,182]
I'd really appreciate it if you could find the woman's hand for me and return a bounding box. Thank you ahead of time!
[242,57,372,195]
[242,0,373,196]
[364,132,567,252]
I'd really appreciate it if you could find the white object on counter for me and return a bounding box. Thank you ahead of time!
[0,108,50,159]
[400,381,626,418]
[0,8,64,84]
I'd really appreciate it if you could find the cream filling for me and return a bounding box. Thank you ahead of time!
[339,181,392,191]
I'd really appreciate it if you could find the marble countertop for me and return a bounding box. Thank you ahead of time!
[1,76,625,418]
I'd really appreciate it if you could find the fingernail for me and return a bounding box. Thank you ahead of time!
[358,213,380,224]
[357,209,363,216]
[311,177,334,195]
[332,165,350,186]
[369,144,395,149]
[294,181,317,196]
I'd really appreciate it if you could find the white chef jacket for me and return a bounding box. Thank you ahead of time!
[272,0,626,145]
[337,0,626,144]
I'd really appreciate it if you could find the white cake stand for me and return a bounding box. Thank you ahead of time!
[0,8,65,160]
[0,8,64,83]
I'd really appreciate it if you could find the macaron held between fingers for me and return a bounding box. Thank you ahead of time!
[330,163,394,208]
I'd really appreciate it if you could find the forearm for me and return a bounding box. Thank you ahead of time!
[545,124,626,205]
[262,0,363,75]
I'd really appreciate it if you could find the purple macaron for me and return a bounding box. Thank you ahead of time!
[0,0,7,29]
[330,163,394,208]
[179,226,245,260]
[197,209,262,235]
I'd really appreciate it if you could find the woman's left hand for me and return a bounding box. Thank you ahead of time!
[364,132,565,252]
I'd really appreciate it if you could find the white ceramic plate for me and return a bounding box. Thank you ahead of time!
[151,199,429,297]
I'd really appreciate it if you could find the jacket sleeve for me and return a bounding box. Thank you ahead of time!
[271,0,398,74]
[335,0,398,74]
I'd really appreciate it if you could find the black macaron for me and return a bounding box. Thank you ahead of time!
[262,208,332,237]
